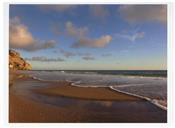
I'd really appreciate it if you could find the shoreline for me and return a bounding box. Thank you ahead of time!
[33,80,142,102]
[32,75,167,110]
[109,86,167,111]
[9,71,167,122]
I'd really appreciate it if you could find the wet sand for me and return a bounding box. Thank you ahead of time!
[9,71,167,123]
[34,82,141,101]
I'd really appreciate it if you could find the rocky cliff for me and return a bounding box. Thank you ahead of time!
[9,50,32,70]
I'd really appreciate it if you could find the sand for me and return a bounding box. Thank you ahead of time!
[34,82,142,101]
[9,71,167,123]
[9,92,94,122]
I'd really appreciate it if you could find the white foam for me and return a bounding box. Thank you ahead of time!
[109,86,167,111]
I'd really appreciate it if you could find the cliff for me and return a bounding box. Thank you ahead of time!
[9,50,32,70]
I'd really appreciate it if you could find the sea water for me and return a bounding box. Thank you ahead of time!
[20,70,167,110]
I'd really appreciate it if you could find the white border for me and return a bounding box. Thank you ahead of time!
[4,3,9,127]
[0,0,174,128]
[167,3,174,127]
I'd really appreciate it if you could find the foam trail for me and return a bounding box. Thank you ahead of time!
[69,82,167,111]
[109,86,167,111]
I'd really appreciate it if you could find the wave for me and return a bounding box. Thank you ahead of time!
[109,86,167,111]
[65,80,167,111]
[28,72,167,111]
[29,70,167,78]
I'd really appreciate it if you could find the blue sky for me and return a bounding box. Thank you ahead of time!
[9,5,167,70]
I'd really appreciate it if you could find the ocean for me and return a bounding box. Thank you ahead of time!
[20,70,167,110]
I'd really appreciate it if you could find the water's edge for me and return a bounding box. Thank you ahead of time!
[31,75,167,111]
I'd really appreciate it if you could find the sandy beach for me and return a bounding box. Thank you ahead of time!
[9,71,167,123]
[34,82,141,101]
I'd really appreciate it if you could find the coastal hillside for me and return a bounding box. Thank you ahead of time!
[9,50,32,70]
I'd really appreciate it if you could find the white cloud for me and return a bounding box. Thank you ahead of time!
[115,32,145,42]
[65,21,88,38]
[72,35,112,48]
[119,5,167,24]
[9,17,57,51]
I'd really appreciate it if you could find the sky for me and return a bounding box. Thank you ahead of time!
[9,4,167,70]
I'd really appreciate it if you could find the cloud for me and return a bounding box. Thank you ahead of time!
[25,56,65,62]
[10,17,57,51]
[82,56,95,60]
[65,21,88,38]
[55,49,93,58]
[89,5,109,18]
[10,17,35,48]
[40,5,77,12]
[119,5,167,24]
[65,21,112,49]
[23,40,56,51]
[72,35,112,48]
[59,48,76,58]
[115,32,145,42]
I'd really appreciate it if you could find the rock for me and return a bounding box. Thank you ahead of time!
[9,49,32,70]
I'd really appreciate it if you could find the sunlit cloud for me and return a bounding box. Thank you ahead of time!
[10,17,57,51]
[10,17,35,48]
[51,21,112,49]
[72,35,112,48]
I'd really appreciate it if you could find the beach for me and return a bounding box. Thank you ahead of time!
[9,71,167,123]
